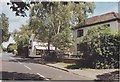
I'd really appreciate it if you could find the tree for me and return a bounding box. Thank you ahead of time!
[13,24,32,57]
[7,0,39,17]
[7,43,17,53]
[29,2,95,54]
[0,13,9,42]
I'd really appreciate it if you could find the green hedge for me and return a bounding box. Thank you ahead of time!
[7,43,17,53]
[77,26,120,69]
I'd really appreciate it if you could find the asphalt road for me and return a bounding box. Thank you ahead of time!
[1,52,90,80]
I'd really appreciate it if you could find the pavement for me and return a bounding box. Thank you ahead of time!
[2,52,119,80]
[46,63,119,80]
[1,52,92,80]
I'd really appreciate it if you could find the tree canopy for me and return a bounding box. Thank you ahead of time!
[0,13,9,42]
[13,24,32,47]
[7,1,95,54]
[7,0,39,17]
[29,2,95,52]
[13,24,32,56]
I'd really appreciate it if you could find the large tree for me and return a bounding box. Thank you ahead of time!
[0,13,9,42]
[13,24,32,56]
[7,1,95,54]
[13,24,32,47]
[7,0,39,17]
[29,2,95,54]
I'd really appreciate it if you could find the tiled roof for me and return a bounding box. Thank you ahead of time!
[73,12,120,30]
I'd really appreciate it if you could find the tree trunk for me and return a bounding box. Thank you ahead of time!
[55,47,57,50]
[47,28,51,55]
[48,39,50,55]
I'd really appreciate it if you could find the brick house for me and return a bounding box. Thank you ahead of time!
[72,12,120,55]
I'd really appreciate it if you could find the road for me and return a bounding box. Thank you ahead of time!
[1,52,90,80]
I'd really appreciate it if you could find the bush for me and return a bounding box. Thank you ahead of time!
[77,25,120,69]
[44,51,64,62]
[7,43,17,53]
[17,45,29,57]
[2,48,7,52]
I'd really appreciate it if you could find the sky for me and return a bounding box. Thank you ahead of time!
[0,1,119,33]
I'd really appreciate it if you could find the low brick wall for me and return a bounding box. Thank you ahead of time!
[62,58,79,63]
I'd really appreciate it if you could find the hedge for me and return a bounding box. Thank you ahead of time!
[77,25,120,69]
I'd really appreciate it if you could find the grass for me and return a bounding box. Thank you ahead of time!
[55,62,75,68]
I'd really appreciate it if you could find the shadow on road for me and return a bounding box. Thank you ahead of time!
[1,71,45,80]
[8,57,46,65]
[96,70,119,81]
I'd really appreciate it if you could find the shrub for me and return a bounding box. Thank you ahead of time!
[44,51,64,62]
[77,25,120,69]
[2,47,7,52]
[7,43,17,53]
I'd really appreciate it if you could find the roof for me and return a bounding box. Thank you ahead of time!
[73,12,120,30]
[35,45,56,50]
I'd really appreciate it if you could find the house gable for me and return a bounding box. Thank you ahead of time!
[73,12,120,30]
[72,12,120,55]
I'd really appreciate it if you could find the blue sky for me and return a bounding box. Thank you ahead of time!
[0,2,119,32]
[90,2,118,17]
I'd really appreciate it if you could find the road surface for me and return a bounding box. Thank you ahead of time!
[1,52,90,80]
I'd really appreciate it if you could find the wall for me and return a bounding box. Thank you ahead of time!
[83,21,119,35]
[73,20,119,55]
[118,20,120,30]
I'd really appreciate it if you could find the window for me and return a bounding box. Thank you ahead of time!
[77,29,83,37]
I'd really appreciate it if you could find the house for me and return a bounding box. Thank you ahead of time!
[2,34,16,49]
[72,12,120,55]
[29,34,56,57]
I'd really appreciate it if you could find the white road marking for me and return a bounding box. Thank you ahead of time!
[36,73,49,80]
[10,57,14,60]
[24,65,31,70]
[36,73,45,78]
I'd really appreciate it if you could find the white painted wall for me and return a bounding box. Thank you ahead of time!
[29,34,57,57]
[2,35,16,48]
[83,21,119,36]
[73,20,119,55]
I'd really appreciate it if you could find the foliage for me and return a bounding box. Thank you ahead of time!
[77,25,120,69]
[29,2,95,54]
[13,24,32,57]
[13,25,32,47]
[7,43,17,53]
[7,0,39,17]
[44,51,64,62]
[0,13,9,42]
[7,1,95,18]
